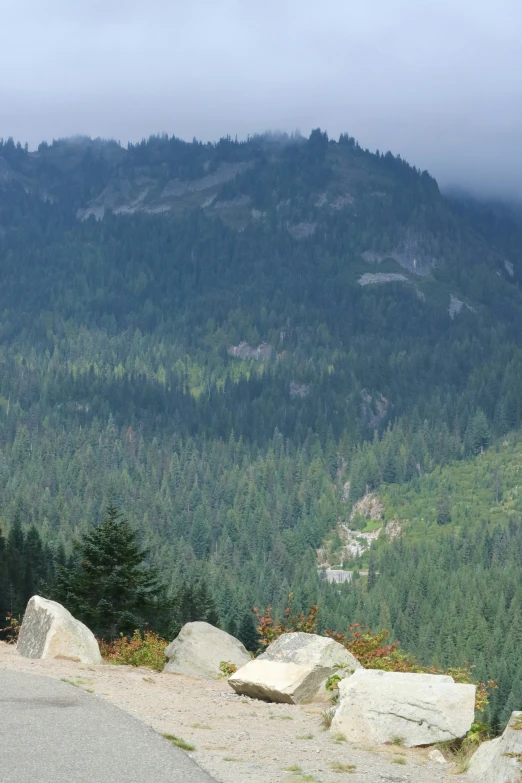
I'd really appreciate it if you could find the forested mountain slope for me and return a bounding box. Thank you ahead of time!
[1,130,522,726]
[323,432,522,731]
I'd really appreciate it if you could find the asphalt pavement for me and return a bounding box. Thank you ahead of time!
[0,670,216,783]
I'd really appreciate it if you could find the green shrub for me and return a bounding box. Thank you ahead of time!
[99,630,167,671]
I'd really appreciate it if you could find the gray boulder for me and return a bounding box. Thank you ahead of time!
[467,711,522,783]
[17,595,102,664]
[228,632,361,704]
[330,669,475,747]
[163,621,251,680]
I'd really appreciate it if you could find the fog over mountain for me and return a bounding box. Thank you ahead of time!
[1,0,521,198]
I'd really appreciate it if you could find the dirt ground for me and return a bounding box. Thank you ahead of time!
[0,642,470,782]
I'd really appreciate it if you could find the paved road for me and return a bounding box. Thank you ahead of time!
[0,670,216,783]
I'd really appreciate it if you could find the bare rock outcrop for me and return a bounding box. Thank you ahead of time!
[287,221,317,239]
[228,632,361,704]
[362,234,436,275]
[358,272,409,286]
[17,595,102,664]
[227,342,273,360]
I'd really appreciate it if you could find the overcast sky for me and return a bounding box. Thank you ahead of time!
[1,0,521,198]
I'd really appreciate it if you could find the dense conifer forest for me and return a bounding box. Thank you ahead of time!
[1,130,522,730]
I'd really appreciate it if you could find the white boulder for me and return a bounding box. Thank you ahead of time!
[17,595,102,664]
[467,711,522,783]
[330,669,475,747]
[428,749,447,764]
[163,621,251,680]
[228,632,361,704]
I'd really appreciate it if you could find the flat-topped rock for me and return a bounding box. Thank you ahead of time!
[330,669,475,747]
[17,595,102,664]
[467,711,522,782]
[228,632,361,704]
[163,621,251,680]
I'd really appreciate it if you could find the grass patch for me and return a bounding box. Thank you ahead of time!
[393,756,406,765]
[320,706,336,729]
[284,765,302,773]
[191,723,212,730]
[61,678,93,693]
[162,734,195,752]
[330,761,356,773]
[297,733,314,740]
[331,732,347,743]
[390,736,405,746]
[436,738,477,774]
[61,678,80,688]
[269,714,294,720]
[223,757,240,762]
[451,745,473,774]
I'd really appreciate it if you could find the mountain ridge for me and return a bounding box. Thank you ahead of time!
[1,128,522,729]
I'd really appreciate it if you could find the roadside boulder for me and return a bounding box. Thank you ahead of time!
[163,621,251,680]
[467,711,522,783]
[17,595,102,664]
[228,632,361,704]
[330,669,475,747]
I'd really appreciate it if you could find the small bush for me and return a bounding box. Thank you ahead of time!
[1,614,21,644]
[219,660,237,678]
[253,593,318,648]
[99,630,167,672]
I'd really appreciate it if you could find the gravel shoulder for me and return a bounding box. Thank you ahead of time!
[0,642,470,783]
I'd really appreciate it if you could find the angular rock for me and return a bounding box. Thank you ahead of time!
[163,621,251,680]
[330,669,475,747]
[228,632,361,704]
[17,595,102,664]
[467,711,522,783]
[428,749,447,764]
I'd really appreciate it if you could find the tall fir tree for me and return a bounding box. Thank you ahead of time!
[54,504,168,638]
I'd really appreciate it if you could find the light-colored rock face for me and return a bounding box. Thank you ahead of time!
[228,632,361,704]
[467,711,522,783]
[330,669,475,748]
[17,595,102,664]
[163,621,251,680]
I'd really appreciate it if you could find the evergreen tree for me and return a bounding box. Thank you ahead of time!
[238,609,259,653]
[174,578,221,632]
[436,487,452,526]
[54,504,168,638]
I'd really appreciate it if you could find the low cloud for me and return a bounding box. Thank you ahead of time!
[1,0,521,198]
